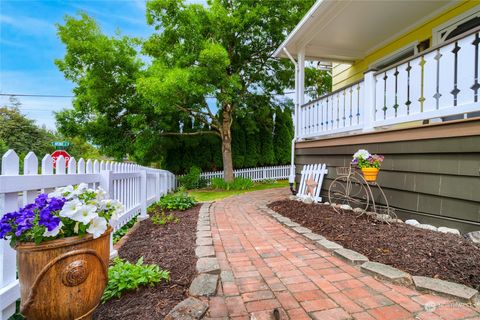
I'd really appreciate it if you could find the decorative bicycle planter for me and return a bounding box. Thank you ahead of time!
[328,165,397,223]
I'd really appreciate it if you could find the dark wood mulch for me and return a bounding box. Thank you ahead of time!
[268,200,480,290]
[94,205,200,320]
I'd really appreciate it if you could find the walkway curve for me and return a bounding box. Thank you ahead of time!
[204,188,480,320]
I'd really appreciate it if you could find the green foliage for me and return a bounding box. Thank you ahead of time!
[210,177,254,191]
[178,166,208,189]
[273,106,294,164]
[158,191,197,211]
[112,216,138,244]
[151,212,179,225]
[101,257,169,303]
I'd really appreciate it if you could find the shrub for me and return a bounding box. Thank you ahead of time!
[112,215,138,244]
[102,257,169,303]
[151,212,179,225]
[159,190,197,211]
[178,166,208,189]
[210,177,254,191]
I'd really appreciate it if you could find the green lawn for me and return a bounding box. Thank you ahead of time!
[188,180,289,202]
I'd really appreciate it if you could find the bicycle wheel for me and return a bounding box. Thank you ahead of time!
[328,175,369,212]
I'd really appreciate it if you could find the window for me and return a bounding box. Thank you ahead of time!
[433,5,480,45]
[370,42,418,71]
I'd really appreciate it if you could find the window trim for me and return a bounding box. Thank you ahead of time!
[369,41,419,71]
[432,5,480,45]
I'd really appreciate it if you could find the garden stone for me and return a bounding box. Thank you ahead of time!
[288,195,297,201]
[339,204,352,210]
[316,239,343,251]
[324,202,330,205]
[220,270,234,282]
[466,231,480,244]
[353,208,364,214]
[302,197,314,204]
[197,225,211,231]
[277,217,291,223]
[334,248,368,265]
[361,261,411,284]
[196,231,212,238]
[292,226,312,234]
[412,276,478,302]
[438,227,460,235]
[196,237,213,246]
[189,274,219,297]
[304,233,325,241]
[196,257,220,274]
[284,221,300,227]
[195,246,215,258]
[165,297,208,320]
[416,224,438,231]
[405,219,420,226]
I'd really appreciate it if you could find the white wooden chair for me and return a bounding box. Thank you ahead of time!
[296,164,328,202]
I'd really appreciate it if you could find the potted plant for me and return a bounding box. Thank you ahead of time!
[0,183,124,320]
[351,149,384,182]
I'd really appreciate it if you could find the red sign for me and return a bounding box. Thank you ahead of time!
[51,150,71,168]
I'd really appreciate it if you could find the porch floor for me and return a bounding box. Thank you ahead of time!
[204,188,480,319]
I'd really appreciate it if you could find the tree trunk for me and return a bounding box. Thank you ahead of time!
[221,106,234,182]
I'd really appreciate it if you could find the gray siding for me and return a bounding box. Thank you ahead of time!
[295,135,480,232]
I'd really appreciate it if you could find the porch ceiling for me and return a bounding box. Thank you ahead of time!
[274,0,457,62]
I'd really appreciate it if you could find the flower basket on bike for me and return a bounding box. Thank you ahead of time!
[351,149,384,182]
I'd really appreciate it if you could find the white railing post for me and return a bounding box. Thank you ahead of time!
[100,170,117,259]
[155,172,161,201]
[138,170,148,221]
[363,70,377,132]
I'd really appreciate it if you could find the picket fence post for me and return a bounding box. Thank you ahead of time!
[100,170,117,258]
[138,170,148,220]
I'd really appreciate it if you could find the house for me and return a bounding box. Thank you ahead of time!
[274,0,480,232]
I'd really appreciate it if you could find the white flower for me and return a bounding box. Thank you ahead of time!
[87,217,107,239]
[49,185,74,198]
[59,199,83,218]
[95,187,107,201]
[43,222,63,237]
[353,149,371,160]
[71,183,90,197]
[71,204,98,224]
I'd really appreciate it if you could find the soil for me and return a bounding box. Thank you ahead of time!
[268,200,480,290]
[94,205,200,320]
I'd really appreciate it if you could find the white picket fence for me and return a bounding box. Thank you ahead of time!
[192,165,290,183]
[0,149,176,320]
[297,163,328,202]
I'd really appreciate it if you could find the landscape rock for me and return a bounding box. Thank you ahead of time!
[196,237,213,246]
[283,221,301,228]
[303,233,325,241]
[333,248,368,265]
[288,195,297,201]
[292,226,312,234]
[316,239,343,251]
[196,225,211,231]
[466,231,480,244]
[195,246,215,258]
[416,224,438,231]
[438,227,461,235]
[353,208,364,214]
[339,204,352,210]
[165,297,208,320]
[324,202,330,205]
[196,257,220,274]
[189,274,219,297]
[302,197,314,204]
[361,261,411,284]
[412,276,478,302]
[405,219,420,226]
[196,231,212,238]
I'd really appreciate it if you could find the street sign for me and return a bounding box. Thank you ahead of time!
[51,141,70,147]
[51,150,71,168]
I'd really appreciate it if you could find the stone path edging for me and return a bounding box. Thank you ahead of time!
[165,202,213,320]
[260,205,480,306]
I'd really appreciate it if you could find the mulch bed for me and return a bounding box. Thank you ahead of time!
[268,200,480,290]
[94,205,200,320]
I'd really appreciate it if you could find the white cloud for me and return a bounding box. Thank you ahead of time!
[0,14,55,36]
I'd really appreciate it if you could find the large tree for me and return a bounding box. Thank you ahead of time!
[137,0,316,180]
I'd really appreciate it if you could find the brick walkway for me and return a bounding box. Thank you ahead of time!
[204,188,480,320]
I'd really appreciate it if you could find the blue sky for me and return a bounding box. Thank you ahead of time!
[0,0,158,129]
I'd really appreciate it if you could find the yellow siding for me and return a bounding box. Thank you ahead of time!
[332,0,480,90]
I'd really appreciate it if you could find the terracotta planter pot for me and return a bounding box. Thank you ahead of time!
[361,167,379,182]
[16,228,111,320]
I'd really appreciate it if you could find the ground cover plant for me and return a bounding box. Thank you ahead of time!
[210,177,254,191]
[189,180,288,202]
[151,212,179,226]
[157,189,197,211]
[101,257,169,303]
[94,204,200,319]
[112,215,138,244]
[269,200,480,290]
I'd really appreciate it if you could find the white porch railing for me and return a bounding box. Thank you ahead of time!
[185,165,291,183]
[0,149,176,320]
[298,26,480,139]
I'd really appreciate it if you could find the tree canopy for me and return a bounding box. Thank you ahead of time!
[55,0,331,178]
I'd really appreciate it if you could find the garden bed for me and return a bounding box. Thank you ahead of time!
[268,200,480,290]
[94,204,200,320]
